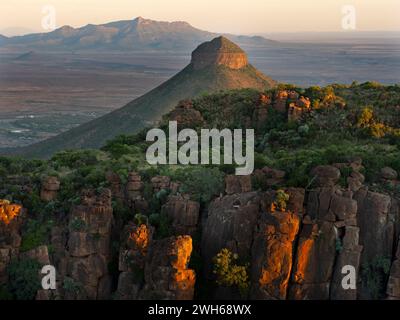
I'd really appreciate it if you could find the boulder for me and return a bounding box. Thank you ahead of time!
[310,165,341,187]
[380,167,398,180]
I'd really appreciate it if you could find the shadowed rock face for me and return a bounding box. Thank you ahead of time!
[191,36,248,70]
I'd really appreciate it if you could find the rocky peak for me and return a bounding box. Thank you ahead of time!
[191,36,248,70]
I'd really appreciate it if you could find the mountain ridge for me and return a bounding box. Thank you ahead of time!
[0,17,277,52]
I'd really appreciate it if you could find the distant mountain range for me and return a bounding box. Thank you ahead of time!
[14,36,276,158]
[0,17,277,52]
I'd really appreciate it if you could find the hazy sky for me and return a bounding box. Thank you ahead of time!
[1,0,399,34]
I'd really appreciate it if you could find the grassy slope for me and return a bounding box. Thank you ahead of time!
[13,63,276,159]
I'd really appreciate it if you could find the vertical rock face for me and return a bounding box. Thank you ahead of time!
[354,188,397,299]
[250,192,301,300]
[62,189,114,300]
[201,192,261,278]
[140,235,196,300]
[289,165,361,300]
[125,172,148,214]
[40,176,60,202]
[116,222,154,300]
[387,238,400,299]
[105,171,124,202]
[191,36,248,70]
[330,226,363,300]
[161,194,200,236]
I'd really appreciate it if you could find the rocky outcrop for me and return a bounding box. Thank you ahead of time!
[387,237,400,299]
[140,235,195,300]
[250,190,301,300]
[310,165,341,187]
[252,94,271,130]
[289,166,361,300]
[191,36,248,70]
[151,176,172,193]
[40,176,60,202]
[253,167,286,189]
[60,189,114,300]
[288,96,311,122]
[125,172,148,214]
[167,100,204,128]
[116,221,153,300]
[225,175,252,195]
[381,167,398,181]
[273,91,289,113]
[105,171,124,202]
[354,188,397,299]
[201,192,261,277]
[0,200,24,283]
[161,194,200,236]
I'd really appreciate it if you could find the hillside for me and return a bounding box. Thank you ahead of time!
[14,36,276,158]
[0,17,276,52]
[1,83,400,300]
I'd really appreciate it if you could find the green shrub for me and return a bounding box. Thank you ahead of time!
[213,248,249,298]
[174,167,224,204]
[149,213,173,239]
[274,189,290,211]
[63,277,83,295]
[20,219,54,252]
[7,258,41,300]
[361,256,391,299]
[69,217,87,232]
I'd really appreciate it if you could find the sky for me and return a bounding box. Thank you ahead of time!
[0,0,399,35]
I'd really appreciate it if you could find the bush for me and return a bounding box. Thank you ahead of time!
[361,256,391,299]
[149,213,173,239]
[20,218,54,252]
[69,217,87,232]
[63,277,83,296]
[274,189,290,211]
[174,167,224,204]
[213,248,249,298]
[7,258,41,300]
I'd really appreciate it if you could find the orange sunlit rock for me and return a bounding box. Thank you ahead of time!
[170,235,193,270]
[292,238,314,283]
[0,200,22,225]
[129,224,150,255]
[169,236,195,300]
[256,210,300,299]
